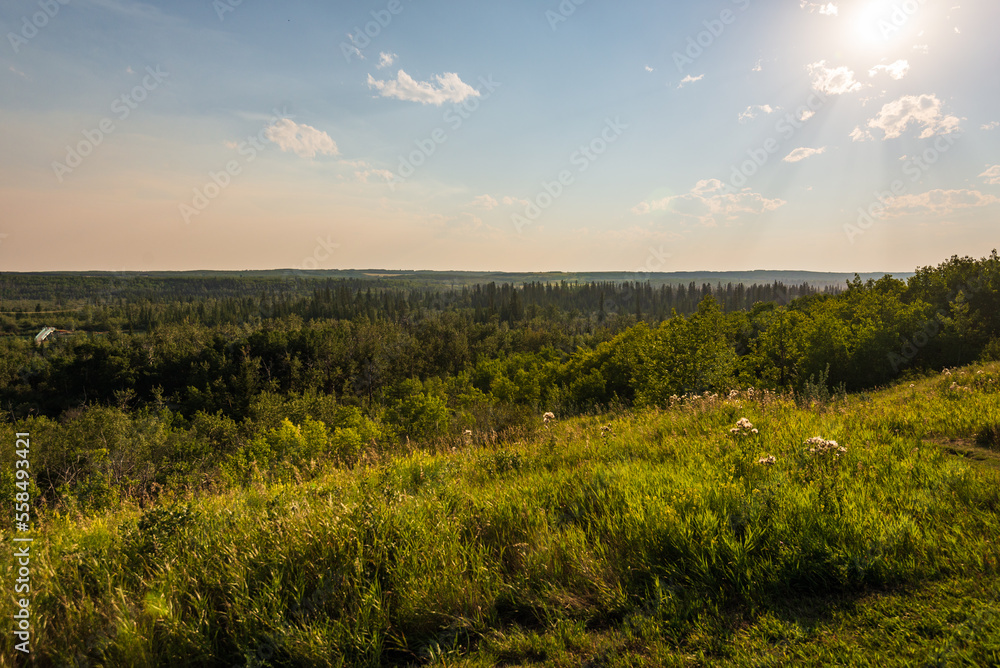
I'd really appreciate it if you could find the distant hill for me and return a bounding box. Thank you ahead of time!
[14,269,913,290]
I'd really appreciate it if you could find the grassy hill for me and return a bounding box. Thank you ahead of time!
[2,364,998,666]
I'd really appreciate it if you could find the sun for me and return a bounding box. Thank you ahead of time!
[847,1,910,52]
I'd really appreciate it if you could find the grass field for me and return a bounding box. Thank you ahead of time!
[2,364,999,666]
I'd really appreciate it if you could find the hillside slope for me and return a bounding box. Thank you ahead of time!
[2,364,998,666]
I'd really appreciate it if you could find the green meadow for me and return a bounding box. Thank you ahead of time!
[3,363,998,666]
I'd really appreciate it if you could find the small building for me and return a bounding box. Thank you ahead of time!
[34,328,73,345]
[34,327,56,345]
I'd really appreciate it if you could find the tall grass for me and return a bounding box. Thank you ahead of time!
[2,365,999,666]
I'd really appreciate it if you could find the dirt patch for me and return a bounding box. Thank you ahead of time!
[925,437,1000,471]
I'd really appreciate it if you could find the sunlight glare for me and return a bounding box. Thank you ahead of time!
[848,0,915,52]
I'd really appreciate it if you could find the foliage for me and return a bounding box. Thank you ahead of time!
[2,362,998,665]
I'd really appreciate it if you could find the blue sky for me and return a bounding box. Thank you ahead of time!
[1,0,997,272]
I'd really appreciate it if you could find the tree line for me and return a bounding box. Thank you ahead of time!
[1,251,998,509]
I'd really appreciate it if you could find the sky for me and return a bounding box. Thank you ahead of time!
[0,0,997,273]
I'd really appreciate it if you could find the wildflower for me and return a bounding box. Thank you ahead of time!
[543,412,555,424]
[804,436,846,457]
[730,417,757,436]
[757,455,776,466]
[463,429,473,437]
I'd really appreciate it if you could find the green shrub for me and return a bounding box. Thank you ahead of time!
[387,380,450,441]
[981,337,1000,362]
[976,422,1000,450]
[331,427,363,464]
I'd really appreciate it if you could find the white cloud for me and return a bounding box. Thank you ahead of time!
[865,94,962,140]
[8,65,27,78]
[677,74,704,88]
[502,196,530,207]
[868,59,910,80]
[376,52,397,69]
[881,189,999,217]
[631,179,786,226]
[800,1,838,15]
[472,194,499,209]
[426,212,500,239]
[264,119,339,158]
[913,44,929,53]
[355,169,395,184]
[752,60,763,72]
[367,70,480,106]
[783,146,827,163]
[807,60,862,95]
[981,121,999,131]
[981,166,1000,185]
[850,126,874,142]
[738,104,778,123]
[645,65,654,72]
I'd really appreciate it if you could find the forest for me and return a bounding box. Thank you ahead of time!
[0,251,997,512]
[0,252,999,666]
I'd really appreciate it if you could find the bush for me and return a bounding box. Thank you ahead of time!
[331,427,363,464]
[222,417,329,483]
[980,337,1000,362]
[387,380,450,442]
[976,422,1000,450]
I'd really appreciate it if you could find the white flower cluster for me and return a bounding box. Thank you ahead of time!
[757,455,777,466]
[543,412,555,424]
[600,423,613,436]
[730,417,759,435]
[805,436,847,457]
